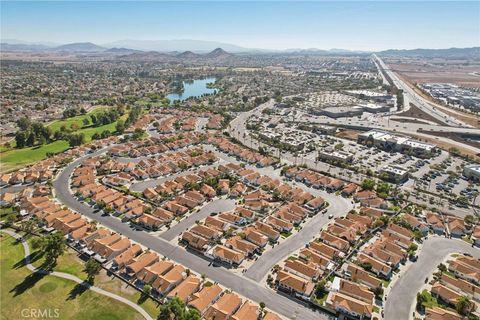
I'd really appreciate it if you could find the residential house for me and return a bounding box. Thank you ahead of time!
[188,284,223,315]
[204,292,243,320]
[275,270,315,300]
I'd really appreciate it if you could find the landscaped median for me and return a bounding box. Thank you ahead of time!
[0,230,158,320]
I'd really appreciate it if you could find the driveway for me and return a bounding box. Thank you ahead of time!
[384,236,480,320]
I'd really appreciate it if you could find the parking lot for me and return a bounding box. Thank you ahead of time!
[415,155,480,208]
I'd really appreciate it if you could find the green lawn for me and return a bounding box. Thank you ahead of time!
[27,237,87,280]
[0,140,70,172]
[23,234,160,318]
[47,107,110,133]
[419,289,439,309]
[0,207,14,218]
[0,233,148,320]
[0,108,128,172]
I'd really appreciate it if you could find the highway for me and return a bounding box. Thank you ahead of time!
[384,237,480,320]
[373,54,470,128]
[52,147,331,320]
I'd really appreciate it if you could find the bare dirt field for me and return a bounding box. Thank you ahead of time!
[390,117,432,125]
[385,57,480,89]
[336,129,360,140]
[397,103,444,125]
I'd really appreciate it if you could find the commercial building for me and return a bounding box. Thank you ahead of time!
[318,106,364,118]
[358,130,436,158]
[318,150,353,163]
[380,165,409,183]
[345,89,394,104]
[463,165,480,181]
[360,103,392,114]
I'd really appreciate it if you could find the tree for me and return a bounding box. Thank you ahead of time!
[115,120,126,134]
[82,118,90,127]
[15,131,27,148]
[63,108,79,119]
[19,219,37,236]
[157,297,200,320]
[259,301,266,313]
[17,117,31,131]
[142,284,152,296]
[416,291,428,311]
[132,128,145,140]
[437,263,447,273]
[362,179,376,191]
[456,296,476,316]
[26,131,35,146]
[38,136,47,146]
[84,258,102,283]
[67,133,85,147]
[464,214,476,225]
[34,232,66,268]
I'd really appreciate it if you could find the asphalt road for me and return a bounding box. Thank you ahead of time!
[205,146,354,281]
[160,198,236,241]
[0,184,27,195]
[52,148,330,320]
[384,237,480,320]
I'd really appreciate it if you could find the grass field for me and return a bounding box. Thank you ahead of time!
[0,107,127,172]
[0,233,150,320]
[23,235,160,318]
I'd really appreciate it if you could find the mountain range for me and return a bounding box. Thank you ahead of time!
[1,39,478,58]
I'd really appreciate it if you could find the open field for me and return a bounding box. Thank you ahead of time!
[0,233,151,320]
[386,58,480,88]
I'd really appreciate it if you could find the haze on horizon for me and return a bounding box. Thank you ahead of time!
[1,1,479,51]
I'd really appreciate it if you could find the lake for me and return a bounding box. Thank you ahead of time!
[167,77,217,103]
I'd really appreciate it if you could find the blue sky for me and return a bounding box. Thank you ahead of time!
[1,1,479,50]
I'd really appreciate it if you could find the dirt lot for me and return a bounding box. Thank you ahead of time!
[336,129,360,140]
[397,103,444,125]
[385,57,480,89]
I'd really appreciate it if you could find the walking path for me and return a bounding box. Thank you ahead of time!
[1,229,154,320]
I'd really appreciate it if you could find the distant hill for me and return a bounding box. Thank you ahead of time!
[378,47,480,58]
[117,51,174,61]
[102,39,247,53]
[177,51,200,59]
[53,42,106,52]
[0,43,50,52]
[105,47,141,54]
[204,48,232,59]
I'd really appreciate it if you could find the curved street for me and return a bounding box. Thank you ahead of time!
[1,229,153,320]
[52,148,331,320]
[384,236,480,320]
